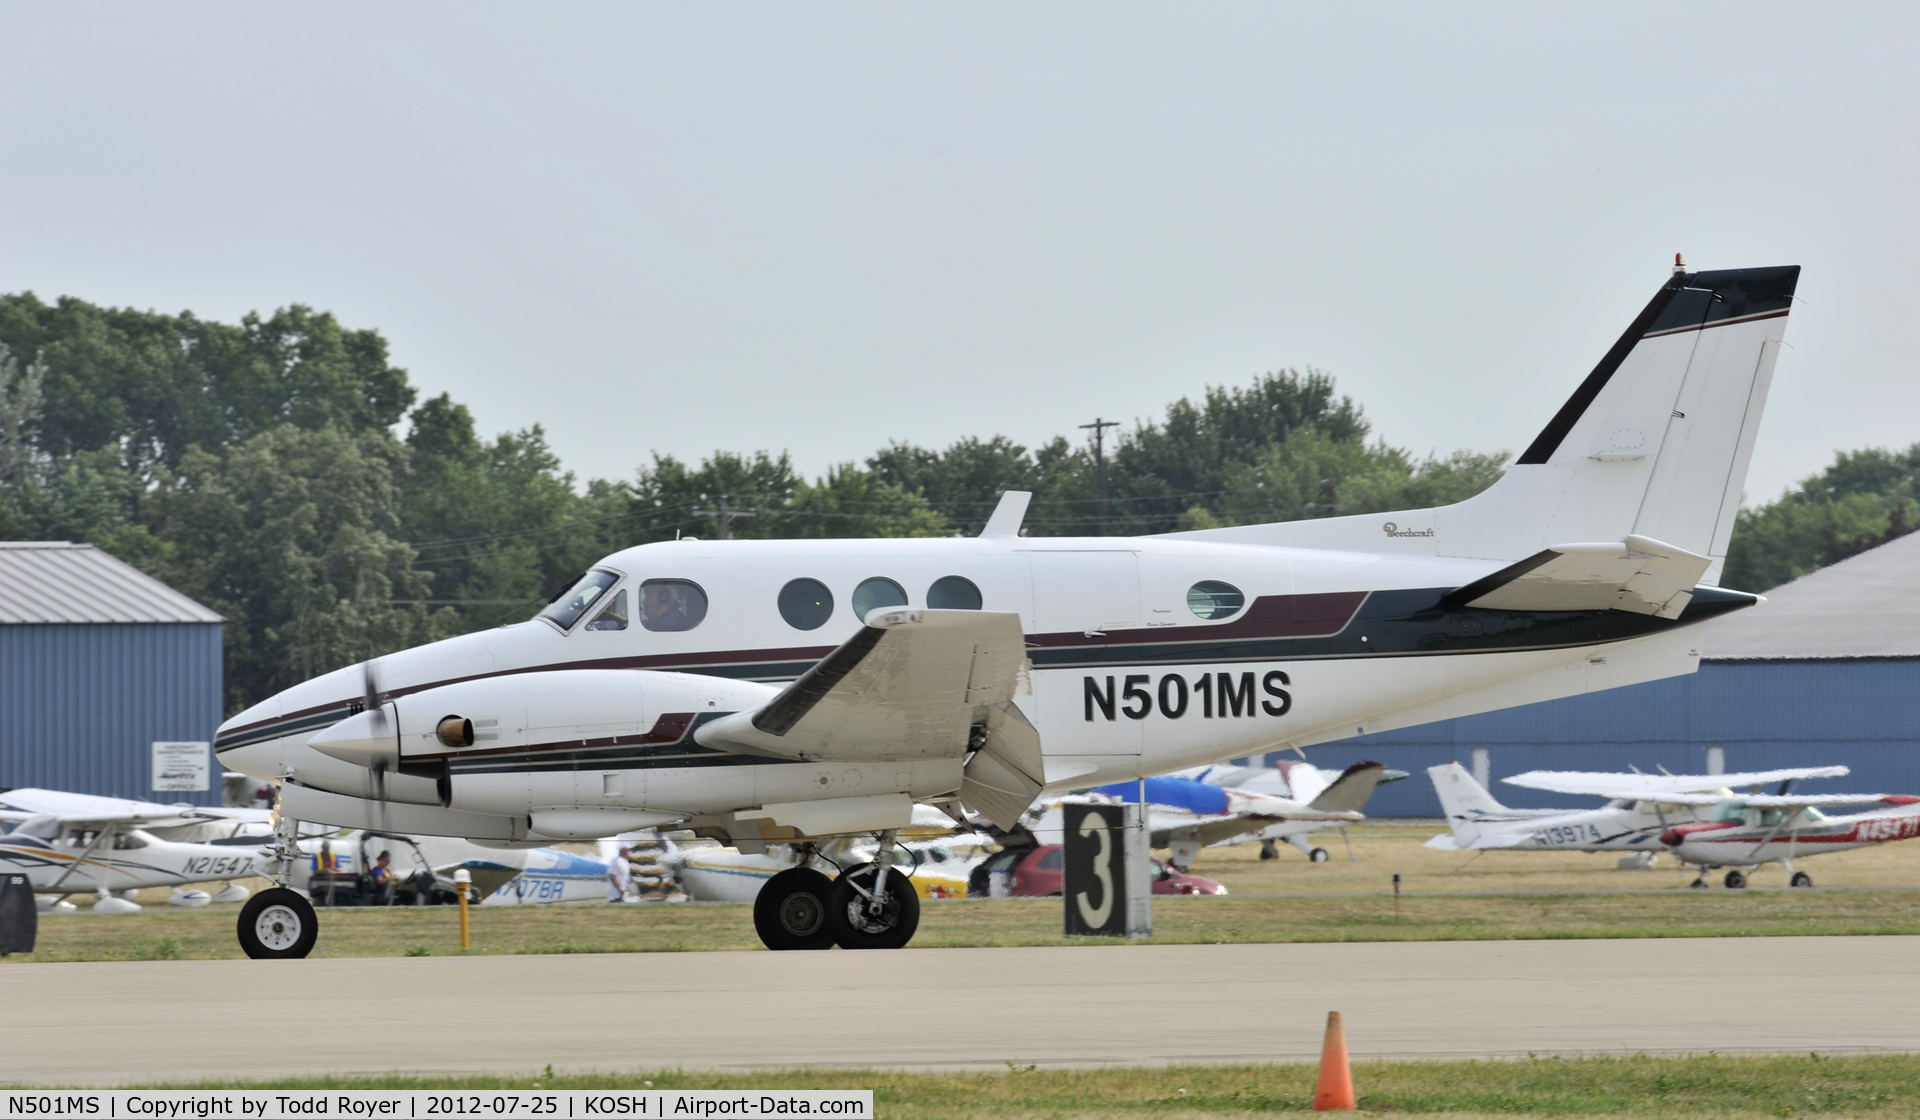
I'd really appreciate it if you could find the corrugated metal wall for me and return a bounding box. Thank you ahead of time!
[1256,660,1920,817]
[0,623,224,806]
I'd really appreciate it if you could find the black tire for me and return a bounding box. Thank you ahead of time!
[827,862,921,950]
[1258,840,1279,861]
[237,888,318,959]
[1309,847,1331,863]
[1689,879,1708,890]
[753,867,836,951]
[1791,871,1813,888]
[1724,870,1747,890]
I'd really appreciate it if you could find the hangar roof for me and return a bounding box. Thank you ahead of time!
[1705,529,1920,660]
[0,542,222,624]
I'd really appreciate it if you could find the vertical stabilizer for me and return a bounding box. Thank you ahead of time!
[1427,761,1511,848]
[1164,264,1799,586]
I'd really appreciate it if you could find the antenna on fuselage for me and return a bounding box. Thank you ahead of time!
[979,491,1032,538]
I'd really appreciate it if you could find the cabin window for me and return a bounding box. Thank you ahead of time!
[778,578,835,630]
[1187,580,1245,620]
[586,588,629,631]
[540,570,620,631]
[1037,848,1064,871]
[851,577,908,621]
[638,579,709,632]
[112,832,148,850]
[927,575,983,610]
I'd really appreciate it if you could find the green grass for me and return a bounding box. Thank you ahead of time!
[125,1055,1920,1117]
[13,891,1920,962]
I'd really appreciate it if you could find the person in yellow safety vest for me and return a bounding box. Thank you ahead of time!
[311,839,339,874]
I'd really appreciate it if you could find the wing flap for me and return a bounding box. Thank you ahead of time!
[697,609,1034,765]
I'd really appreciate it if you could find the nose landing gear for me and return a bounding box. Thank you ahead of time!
[239,808,319,959]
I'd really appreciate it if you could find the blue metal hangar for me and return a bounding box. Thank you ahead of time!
[1294,531,1920,816]
[0,542,224,806]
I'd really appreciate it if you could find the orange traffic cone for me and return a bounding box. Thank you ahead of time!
[1312,1010,1355,1111]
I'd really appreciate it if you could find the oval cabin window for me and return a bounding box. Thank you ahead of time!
[638,579,708,632]
[926,575,983,610]
[778,578,835,631]
[851,577,908,621]
[1187,580,1245,620]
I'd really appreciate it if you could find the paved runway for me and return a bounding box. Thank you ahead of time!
[9,936,1920,1085]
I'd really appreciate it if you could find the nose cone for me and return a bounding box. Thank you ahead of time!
[1659,828,1684,848]
[308,705,400,770]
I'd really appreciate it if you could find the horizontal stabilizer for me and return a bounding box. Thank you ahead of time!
[1504,766,1850,799]
[1307,761,1388,814]
[1444,535,1711,619]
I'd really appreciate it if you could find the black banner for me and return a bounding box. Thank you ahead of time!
[1063,802,1129,936]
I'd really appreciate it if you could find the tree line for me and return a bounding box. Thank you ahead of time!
[0,292,1899,712]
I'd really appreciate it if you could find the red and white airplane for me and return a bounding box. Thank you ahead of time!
[1658,792,1920,888]
[215,259,1799,956]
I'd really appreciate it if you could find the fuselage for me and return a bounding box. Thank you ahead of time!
[215,532,1751,839]
[1468,801,1711,852]
[0,827,264,893]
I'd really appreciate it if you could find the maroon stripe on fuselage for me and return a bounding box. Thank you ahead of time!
[221,592,1366,742]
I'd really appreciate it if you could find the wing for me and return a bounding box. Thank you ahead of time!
[696,608,1043,830]
[1503,766,1851,799]
[0,787,209,827]
[1653,792,1895,807]
[1443,534,1710,619]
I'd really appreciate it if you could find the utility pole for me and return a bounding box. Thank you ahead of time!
[692,495,757,540]
[1079,417,1120,536]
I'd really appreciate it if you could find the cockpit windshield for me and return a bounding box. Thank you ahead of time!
[539,570,620,631]
[1712,799,1748,823]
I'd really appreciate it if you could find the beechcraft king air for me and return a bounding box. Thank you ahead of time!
[214,260,1799,957]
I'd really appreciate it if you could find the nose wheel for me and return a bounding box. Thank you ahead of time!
[237,888,318,959]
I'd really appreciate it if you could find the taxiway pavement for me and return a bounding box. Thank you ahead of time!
[9,936,1918,1085]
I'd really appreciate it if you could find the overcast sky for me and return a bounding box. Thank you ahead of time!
[3,4,1914,506]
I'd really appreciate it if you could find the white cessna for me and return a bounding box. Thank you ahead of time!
[216,260,1800,956]
[1423,762,1850,868]
[0,788,269,911]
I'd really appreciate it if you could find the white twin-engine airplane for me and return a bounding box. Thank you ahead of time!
[215,260,1800,957]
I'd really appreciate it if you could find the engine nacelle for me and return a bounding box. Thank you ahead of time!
[307,669,777,778]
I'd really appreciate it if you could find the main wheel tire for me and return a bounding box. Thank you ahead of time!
[1724,870,1747,890]
[1308,847,1331,863]
[1258,840,1279,861]
[753,867,837,951]
[237,887,318,959]
[826,862,921,950]
[1791,871,1813,888]
[1689,879,1708,890]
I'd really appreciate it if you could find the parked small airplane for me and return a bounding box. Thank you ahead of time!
[0,788,270,910]
[1425,763,1851,868]
[1176,759,1409,861]
[213,260,1801,955]
[1082,766,1382,869]
[1657,795,1920,888]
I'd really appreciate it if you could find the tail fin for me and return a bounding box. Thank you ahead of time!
[1308,761,1387,814]
[1427,762,1510,847]
[1167,263,1799,586]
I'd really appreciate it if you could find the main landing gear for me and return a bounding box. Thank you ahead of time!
[1723,869,1747,890]
[753,833,922,951]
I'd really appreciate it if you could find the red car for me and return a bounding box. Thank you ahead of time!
[969,844,1228,897]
